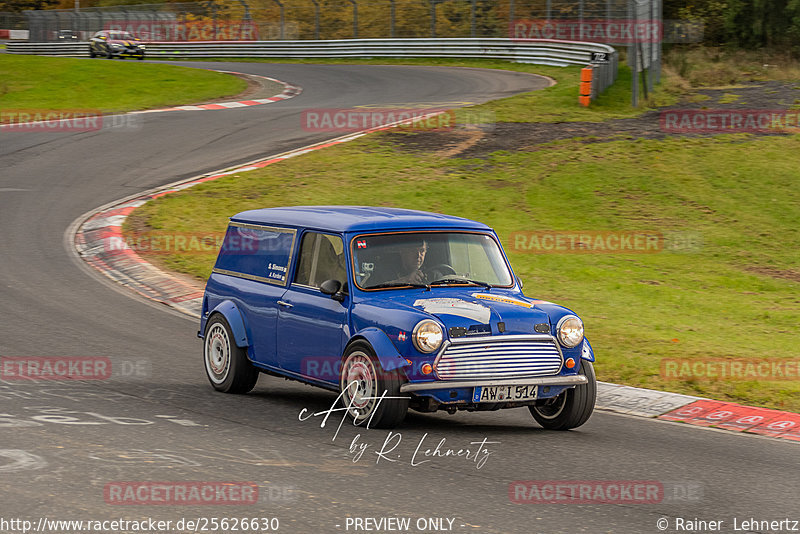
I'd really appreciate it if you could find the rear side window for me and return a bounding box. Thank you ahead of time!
[294,232,346,288]
[213,223,297,286]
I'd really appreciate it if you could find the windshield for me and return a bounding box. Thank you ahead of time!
[352,232,513,290]
[108,32,136,40]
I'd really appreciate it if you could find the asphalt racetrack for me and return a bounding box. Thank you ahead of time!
[0,62,797,533]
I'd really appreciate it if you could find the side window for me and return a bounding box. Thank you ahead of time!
[213,223,296,286]
[294,232,345,288]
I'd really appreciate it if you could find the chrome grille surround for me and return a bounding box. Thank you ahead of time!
[433,334,564,380]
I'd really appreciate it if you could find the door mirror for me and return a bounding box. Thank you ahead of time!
[516,275,524,289]
[320,279,344,302]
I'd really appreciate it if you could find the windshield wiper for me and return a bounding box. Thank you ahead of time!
[428,278,492,289]
[365,282,430,290]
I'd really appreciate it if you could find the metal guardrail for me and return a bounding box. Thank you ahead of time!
[7,38,618,96]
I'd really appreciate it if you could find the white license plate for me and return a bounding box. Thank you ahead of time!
[473,384,538,403]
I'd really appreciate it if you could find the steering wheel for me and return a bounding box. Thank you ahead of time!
[429,263,457,281]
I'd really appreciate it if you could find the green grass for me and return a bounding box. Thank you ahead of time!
[0,55,247,116]
[717,93,742,104]
[127,131,800,412]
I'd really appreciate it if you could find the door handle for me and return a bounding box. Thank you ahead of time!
[277,300,293,308]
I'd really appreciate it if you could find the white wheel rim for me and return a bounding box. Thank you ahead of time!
[205,323,231,384]
[341,351,378,421]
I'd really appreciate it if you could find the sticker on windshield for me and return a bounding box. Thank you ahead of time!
[413,298,491,324]
[472,293,534,308]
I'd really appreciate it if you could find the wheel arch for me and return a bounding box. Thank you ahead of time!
[345,327,410,373]
[206,300,250,348]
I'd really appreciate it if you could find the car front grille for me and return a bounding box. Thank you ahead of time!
[434,336,563,380]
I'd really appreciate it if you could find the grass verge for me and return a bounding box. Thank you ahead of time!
[126,129,800,412]
[0,54,247,116]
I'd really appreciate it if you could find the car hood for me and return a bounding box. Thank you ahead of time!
[372,289,564,337]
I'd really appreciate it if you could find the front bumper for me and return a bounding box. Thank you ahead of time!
[111,49,144,57]
[400,374,588,393]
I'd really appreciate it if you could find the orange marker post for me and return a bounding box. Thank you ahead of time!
[579,66,593,107]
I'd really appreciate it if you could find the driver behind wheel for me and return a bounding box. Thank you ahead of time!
[389,237,428,285]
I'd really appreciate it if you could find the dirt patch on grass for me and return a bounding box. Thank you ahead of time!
[746,266,800,283]
[384,81,800,159]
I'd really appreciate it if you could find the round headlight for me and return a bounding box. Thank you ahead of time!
[557,315,584,348]
[412,320,443,353]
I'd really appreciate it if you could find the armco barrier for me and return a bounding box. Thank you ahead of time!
[7,38,618,95]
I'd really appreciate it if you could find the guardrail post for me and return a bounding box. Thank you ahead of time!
[389,0,395,38]
[270,0,284,39]
[310,0,320,40]
[471,0,476,38]
[347,0,357,39]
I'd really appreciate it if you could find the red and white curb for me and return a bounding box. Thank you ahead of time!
[598,383,800,442]
[137,72,302,113]
[70,107,800,443]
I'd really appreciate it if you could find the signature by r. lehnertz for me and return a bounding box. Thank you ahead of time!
[298,382,499,470]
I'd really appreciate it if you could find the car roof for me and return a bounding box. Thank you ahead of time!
[230,206,492,233]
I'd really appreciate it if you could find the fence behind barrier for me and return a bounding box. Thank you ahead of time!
[7,38,618,97]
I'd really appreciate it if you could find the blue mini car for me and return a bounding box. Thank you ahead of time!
[199,207,596,429]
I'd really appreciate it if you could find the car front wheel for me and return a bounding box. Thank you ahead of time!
[203,314,259,394]
[339,341,409,429]
[529,360,596,430]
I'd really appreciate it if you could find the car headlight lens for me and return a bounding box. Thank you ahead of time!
[139,44,146,49]
[557,315,584,348]
[413,320,443,353]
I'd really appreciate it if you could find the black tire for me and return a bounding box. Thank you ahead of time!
[339,341,409,429]
[203,314,259,394]
[89,47,96,58]
[137,55,145,60]
[529,360,596,430]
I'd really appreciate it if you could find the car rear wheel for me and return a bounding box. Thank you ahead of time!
[203,314,259,394]
[339,341,409,429]
[529,360,596,430]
